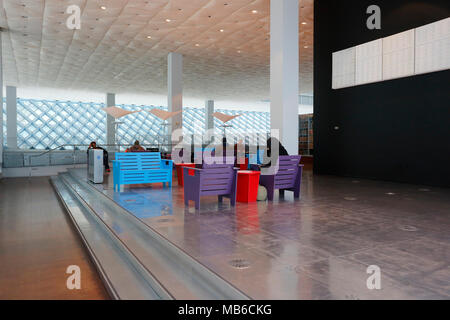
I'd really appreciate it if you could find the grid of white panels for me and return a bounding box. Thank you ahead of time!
[355,39,383,85]
[415,17,450,75]
[332,47,356,89]
[383,29,415,81]
[332,17,450,89]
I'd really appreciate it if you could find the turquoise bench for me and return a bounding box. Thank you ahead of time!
[112,152,173,191]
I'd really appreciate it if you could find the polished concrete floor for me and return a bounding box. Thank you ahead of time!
[2,169,449,299]
[85,168,450,300]
[0,177,108,300]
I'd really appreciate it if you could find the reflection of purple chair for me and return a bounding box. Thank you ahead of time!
[183,157,238,209]
[260,155,303,201]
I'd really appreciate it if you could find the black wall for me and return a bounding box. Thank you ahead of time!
[314,0,450,187]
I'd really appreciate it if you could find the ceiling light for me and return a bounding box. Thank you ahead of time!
[304,46,309,48]
[166,19,171,22]
[252,10,258,14]
[100,6,106,10]
[195,43,199,47]
[237,50,241,53]
[147,35,152,39]
[219,29,224,32]
[301,22,307,25]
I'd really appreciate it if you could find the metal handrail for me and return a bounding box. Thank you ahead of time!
[30,144,90,158]
[29,143,174,159]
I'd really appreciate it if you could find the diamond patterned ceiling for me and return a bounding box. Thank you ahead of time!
[0,0,314,103]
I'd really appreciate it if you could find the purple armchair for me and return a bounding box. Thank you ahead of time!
[183,157,238,209]
[259,155,303,201]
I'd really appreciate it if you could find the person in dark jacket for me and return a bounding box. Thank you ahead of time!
[261,137,289,168]
[87,141,110,172]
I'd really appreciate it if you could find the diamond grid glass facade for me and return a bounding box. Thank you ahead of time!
[2,98,270,150]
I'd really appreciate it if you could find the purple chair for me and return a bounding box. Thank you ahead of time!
[183,157,238,209]
[259,155,303,201]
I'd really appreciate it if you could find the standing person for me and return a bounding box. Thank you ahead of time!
[87,141,111,172]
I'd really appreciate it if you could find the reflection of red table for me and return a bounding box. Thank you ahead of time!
[237,170,261,203]
[176,163,196,186]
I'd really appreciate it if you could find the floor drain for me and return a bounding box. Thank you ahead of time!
[344,197,357,201]
[398,225,418,232]
[229,258,251,269]
[156,218,175,223]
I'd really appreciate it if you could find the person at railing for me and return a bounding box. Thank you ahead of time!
[126,140,146,152]
[87,141,111,172]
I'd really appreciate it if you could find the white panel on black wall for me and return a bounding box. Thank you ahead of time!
[415,17,450,75]
[355,39,383,85]
[383,29,415,80]
[332,47,356,89]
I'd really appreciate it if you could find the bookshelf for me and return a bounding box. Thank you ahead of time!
[299,114,313,156]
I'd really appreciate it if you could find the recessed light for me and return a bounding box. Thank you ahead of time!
[304,46,309,48]
[100,6,106,10]
[147,35,152,39]
[237,50,241,53]
[219,29,224,32]
[195,43,199,47]
[252,10,258,14]
[301,22,307,25]
[166,19,171,22]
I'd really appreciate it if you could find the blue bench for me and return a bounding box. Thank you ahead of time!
[112,152,173,191]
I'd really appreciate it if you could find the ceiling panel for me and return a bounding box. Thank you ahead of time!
[0,0,314,102]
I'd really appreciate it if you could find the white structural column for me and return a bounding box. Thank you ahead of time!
[168,52,183,139]
[0,31,3,174]
[106,93,116,150]
[6,86,17,149]
[205,100,215,144]
[270,0,299,155]
[205,100,214,131]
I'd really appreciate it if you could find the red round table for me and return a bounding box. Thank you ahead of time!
[176,163,196,186]
[237,170,261,203]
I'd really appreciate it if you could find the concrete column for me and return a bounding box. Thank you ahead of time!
[270,0,299,155]
[205,100,214,143]
[168,52,183,138]
[0,31,3,174]
[6,86,17,149]
[106,93,115,150]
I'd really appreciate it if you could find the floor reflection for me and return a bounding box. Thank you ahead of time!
[70,168,450,299]
[112,188,173,219]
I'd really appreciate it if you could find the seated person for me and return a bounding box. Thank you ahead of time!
[126,140,146,152]
[87,141,110,172]
[259,137,289,169]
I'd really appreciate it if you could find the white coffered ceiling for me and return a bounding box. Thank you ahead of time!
[0,0,313,104]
